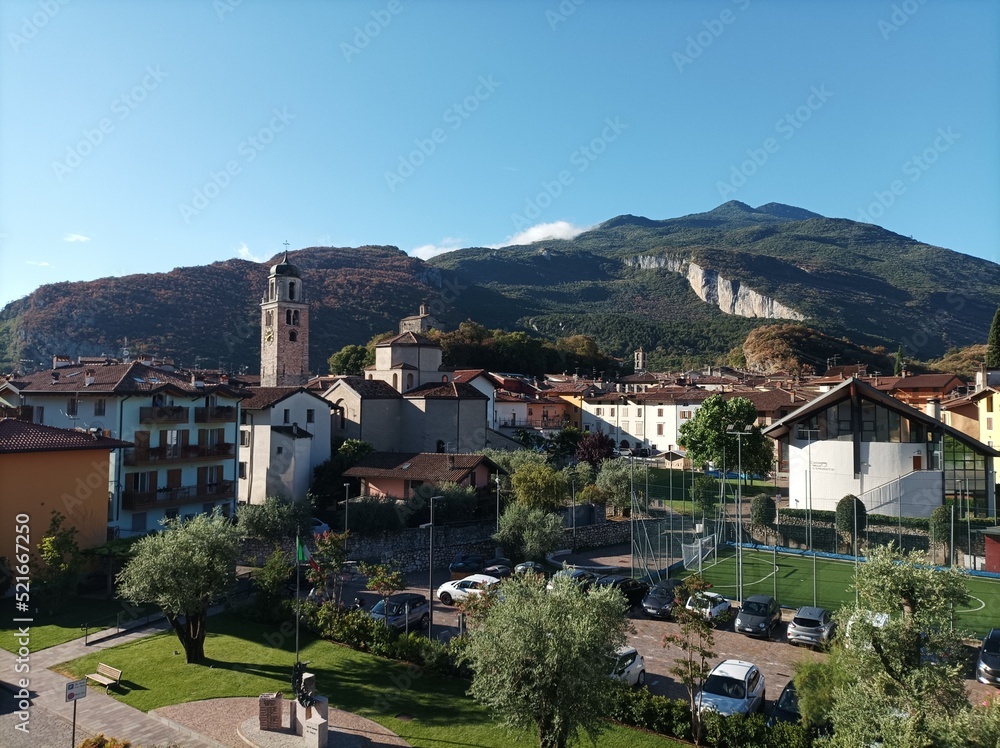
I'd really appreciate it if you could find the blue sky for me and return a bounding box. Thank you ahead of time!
[1,0,998,308]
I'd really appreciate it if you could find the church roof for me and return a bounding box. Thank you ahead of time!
[241,386,328,410]
[270,250,301,278]
[327,377,401,400]
[403,381,489,400]
[376,331,440,348]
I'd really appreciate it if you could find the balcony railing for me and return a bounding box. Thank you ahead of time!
[122,480,235,511]
[138,406,189,424]
[123,442,234,466]
[498,416,569,429]
[194,405,236,423]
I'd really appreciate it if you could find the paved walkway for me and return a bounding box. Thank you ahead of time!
[1,616,221,748]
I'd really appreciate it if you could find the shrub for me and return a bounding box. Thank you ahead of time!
[78,736,132,748]
[606,682,691,740]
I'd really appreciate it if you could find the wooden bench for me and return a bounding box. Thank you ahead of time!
[86,663,122,693]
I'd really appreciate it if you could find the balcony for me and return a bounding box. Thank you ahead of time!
[138,406,189,424]
[122,480,235,511]
[194,405,236,423]
[123,442,235,466]
[498,416,569,430]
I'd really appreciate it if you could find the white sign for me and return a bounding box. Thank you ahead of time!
[66,680,87,702]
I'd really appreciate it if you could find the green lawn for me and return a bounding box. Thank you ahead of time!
[0,596,159,653]
[642,467,776,508]
[55,613,682,748]
[681,547,999,637]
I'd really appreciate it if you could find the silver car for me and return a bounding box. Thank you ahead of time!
[696,659,766,716]
[786,606,835,648]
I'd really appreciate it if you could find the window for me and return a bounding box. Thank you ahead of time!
[94,398,106,416]
[130,512,147,533]
[306,409,314,423]
[240,430,250,447]
[622,421,629,432]
[989,417,995,431]
[276,446,284,455]
[656,423,664,436]
[406,373,413,389]
[164,429,180,457]
[265,310,273,327]
[34,406,44,424]
[596,407,603,416]
[289,330,298,342]
[241,409,249,425]
[657,408,663,417]
[165,509,179,521]
[66,398,79,417]
[131,471,155,493]
[292,310,299,326]
[988,396,994,412]
[283,409,290,424]
[610,408,615,417]
[680,410,692,420]
[289,281,296,300]
[203,503,215,514]
[239,462,247,479]
[286,309,292,325]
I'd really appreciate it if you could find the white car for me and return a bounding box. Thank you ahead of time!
[696,659,766,716]
[685,591,730,622]
[610,645,646,687]
[310,517,331,536]
[436,573,500,605]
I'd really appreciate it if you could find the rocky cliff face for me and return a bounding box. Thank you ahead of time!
[626,255,804,320]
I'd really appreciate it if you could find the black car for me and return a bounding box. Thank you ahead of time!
[547,568,598,591]
[767,681,800,726]
[448,553,485,575]
[593,575,650,607]
[515,561,545,575]
[642,579,682,619]
[483,557,513,578]
[734,594,782,638]
[977,628,1000,686]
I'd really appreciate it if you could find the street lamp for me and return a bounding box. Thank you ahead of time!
[727,426,752,603]
[800,427,820,607]
[343,481,351,534]
[494,474,501,533]
[426,495,444,641]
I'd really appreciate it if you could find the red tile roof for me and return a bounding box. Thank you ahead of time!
[6,362,243,397]
[403,382,488,400]
[0,418,132,454]
[343,452,501,481]
[240,386,329,410]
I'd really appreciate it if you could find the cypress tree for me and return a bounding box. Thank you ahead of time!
[987,305,1000,369]
[894,345,903,376]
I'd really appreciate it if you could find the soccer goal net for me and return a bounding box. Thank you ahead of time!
[682,535,716,571]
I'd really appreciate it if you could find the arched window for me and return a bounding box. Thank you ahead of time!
[392,373,398,390]
[335,400,346,429]
[367,374,373,380]
[286,310,292,325]
[289,282,296,301]
[442,375,449,382]
[406,373,413,390]
[265,310,273,327]
[292,310,300,326]
[436,440,445,453]
[289,330,298,342]
[269,280,275,301]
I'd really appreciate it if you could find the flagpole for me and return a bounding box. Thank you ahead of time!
[295,532,301,665]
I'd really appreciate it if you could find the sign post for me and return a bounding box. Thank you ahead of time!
[66,679,87,748]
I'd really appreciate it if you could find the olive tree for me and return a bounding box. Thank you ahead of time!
[463,573,630,748]
[493,503,565,562]
[117,511,239,663]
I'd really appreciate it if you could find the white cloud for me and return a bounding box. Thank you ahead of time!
[63,233,91,243]
[491,220,589,247]
[26,260,50,267]
[236,242,262,262]
[410,236,464,260]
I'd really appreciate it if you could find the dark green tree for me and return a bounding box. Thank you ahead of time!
[493,503,565,562]
[894,344,904,376]
[574,430,615,467]
[750,493,776,542]
[545,426,582,460]
[987,305,1000,368]
[677,395,773,481]
[327,344,371,375]
[835,494,867,556]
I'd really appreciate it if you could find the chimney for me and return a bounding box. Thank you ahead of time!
[220,373,229,385]
[84,369,95,387]
[925,398,941,421]
[447,455,455,470]
[52,355,71,369]
[50,371,60,385]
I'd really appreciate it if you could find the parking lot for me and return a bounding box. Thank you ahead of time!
[339,548,996,716]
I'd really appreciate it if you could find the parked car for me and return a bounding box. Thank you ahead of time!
[310,517,331,535]
[436,573,500,605]
[593,575,650,607]
[514,561,545,575]
[642,579,682,619]
[685,591,731,622]
[767,680,801,726]
[546,568,598,592]
[610,645,646,687]
[787,606,836,648]
[369,592,430,631]
[483,557,513,578]
[448,553,485,575]
[696,659,766,716]
[734,594,782,638]
[976,627,1000,686]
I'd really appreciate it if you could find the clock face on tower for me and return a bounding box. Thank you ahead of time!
[264,327,274,344]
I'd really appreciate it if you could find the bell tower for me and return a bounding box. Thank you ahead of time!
[260,246,309,386]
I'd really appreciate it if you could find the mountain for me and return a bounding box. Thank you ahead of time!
[1,203,996,375]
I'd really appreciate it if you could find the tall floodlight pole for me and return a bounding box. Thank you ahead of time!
[802,427,819,607]
[727,426,752,603]
[630,456,635,578]
[571,479,577,547]
[427,496,443,641]
[343,482,351,554]
[495,473,501,533]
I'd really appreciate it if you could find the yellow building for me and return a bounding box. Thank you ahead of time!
[0,419,131,557]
